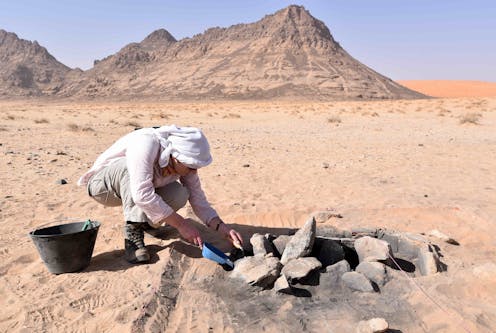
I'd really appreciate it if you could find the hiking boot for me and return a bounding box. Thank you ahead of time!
[124,222,150,263]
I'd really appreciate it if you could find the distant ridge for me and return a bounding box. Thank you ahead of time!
[0,29,76,96]
[399,80,496,98]
[0,6,426,100]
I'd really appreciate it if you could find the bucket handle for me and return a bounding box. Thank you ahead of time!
[81,219,93,231]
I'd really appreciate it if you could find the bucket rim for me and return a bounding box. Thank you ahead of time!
[29,220,101,238]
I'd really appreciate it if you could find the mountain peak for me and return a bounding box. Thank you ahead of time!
[254,5,336,50]
[141,29,176,46]
[269,5,318,25]
[278,5,311,19]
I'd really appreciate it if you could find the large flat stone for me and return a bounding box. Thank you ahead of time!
[354,236,393,263]
[231,256,282,289]
[281,257,322,284]
[281,217,316,265]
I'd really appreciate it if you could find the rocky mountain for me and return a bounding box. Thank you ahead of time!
[0,29,79,97]
[0,6,425,100]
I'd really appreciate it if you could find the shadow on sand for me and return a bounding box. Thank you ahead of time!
[83,220,296,272]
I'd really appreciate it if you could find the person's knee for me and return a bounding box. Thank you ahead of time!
[172,185,189,211]
[158,182,189,211]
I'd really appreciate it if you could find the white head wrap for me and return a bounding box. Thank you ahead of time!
[153,125,212,169]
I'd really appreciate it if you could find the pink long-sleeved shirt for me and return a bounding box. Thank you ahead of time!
[78,131,218,227]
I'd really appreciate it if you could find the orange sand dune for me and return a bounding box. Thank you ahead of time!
[399,80,496,98]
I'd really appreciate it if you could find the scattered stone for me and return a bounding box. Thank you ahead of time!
[250,233,273,256]
[281,217,316,265]
[56,179,68,185]
[356,261,387,286]
[322,162,329,169]
[342,272,375,292]
[272,235,291,257]
[417,249,439,276]
[274,274,291,294]
[312,210,343,223]
[428,229,460,245]
[313,237,345,267]
[356,318,389,333]
[282,257,322,284]
[354,236,393,263]
[243,164,250,167]
[231,256,282,289]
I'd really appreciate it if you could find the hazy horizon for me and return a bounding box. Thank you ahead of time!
[1,0,495,81]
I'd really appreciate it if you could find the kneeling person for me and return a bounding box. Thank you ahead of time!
[78,125,243,263]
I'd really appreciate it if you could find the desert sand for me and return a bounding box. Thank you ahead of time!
[399,80,496,98]
[1,97,495,332]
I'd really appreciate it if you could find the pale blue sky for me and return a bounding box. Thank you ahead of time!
[1,1,495,81]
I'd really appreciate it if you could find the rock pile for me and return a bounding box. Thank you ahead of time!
[230,213,449,295]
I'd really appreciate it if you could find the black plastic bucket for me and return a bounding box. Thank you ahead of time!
[29,221,100,274]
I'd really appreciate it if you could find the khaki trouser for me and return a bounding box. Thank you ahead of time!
[87,158,189,225]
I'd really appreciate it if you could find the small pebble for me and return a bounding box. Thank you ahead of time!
[56,179,68,185]
[356,317,389,333]
[243,164,250,167]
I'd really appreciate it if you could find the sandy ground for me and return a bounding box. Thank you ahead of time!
[1,97,495,332]
[399,80,496,98]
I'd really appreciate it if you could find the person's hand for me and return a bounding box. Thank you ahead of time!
[162,213,203,248]
[176,218,203,248]
[219,223,244,248]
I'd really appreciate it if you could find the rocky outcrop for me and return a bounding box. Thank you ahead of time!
[0,29,76,97]
[0,6,426,100]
